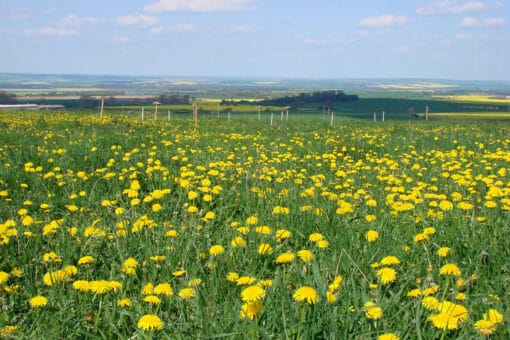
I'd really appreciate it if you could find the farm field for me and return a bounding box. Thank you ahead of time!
[0,111,509,338]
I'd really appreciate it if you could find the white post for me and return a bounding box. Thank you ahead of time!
[425,105,429,121]
[142,107,144,122]
[100,96,104,120]
[258,105,261,121]
[168,110,171,121]
[330,111,334,126]
[281,111,283,121]
[373,111,376,122]
[271,112,274,126]
[382,110,385,122]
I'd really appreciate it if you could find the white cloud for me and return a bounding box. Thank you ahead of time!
[149,23,196,34]
[112,36,131,43]
[117,15,158,27]
[302,37,342,46]
[484,17,506,26]
[358,14,408,27]
[417,1,487,15]
[461,16,479,26]
[62,14,105,27]
[456,32,474,39]
[395,45,412,53]
[25,27,78,37]
[231,24,257,33]
[145,0,254,12]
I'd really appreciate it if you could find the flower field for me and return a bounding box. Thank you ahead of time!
[0,111,508,338]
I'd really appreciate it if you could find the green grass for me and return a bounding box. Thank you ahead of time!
[0,111,509,338]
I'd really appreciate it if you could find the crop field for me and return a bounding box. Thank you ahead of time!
[0,111,509,338]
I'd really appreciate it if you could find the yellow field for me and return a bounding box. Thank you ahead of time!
[433,95,510,105]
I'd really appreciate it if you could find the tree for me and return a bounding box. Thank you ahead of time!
[79,95,97,108]
[0,91,17,104]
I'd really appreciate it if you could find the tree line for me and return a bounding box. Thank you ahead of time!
[259,90,358,107]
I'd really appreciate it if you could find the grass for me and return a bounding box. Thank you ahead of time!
[0,111,509,338]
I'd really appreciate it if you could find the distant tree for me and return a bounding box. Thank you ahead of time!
[79,95,97,108]
[260,90,358,107]
[158,94,191,105]
[0,91,17,104]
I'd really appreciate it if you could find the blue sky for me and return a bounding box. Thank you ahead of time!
[0,0,508,80]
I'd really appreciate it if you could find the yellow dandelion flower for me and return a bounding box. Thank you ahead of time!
[407,288,421,298]
[297,249,313,263]
[439,263,461,277]
[474,319,497,336]
[29,295,48,308]
[413,233,429,244]
[77,256,95,265]
[241,285,266,303]
[0,271,9,284]
[275,228,292,242]
[209,245,224,256]
[231,236,247,248]
[150,255,166,263]
[293,286,319,304]
[326,291,337,304]
[137,314,164,331]
[142,283,154,295]
[240,302,263,320]
[73,280,90,292]
[236,276,257,285]
[172,270,186,277]
[437,247,451,257]
[308,233,324,242]
[89,280,110,294]
[258,243,273,255]
[377,333,400,340]
[364,301,383,320]
[483,309,504,324]
[143,295,161,305]
[365,230,379,242]
[117,298,132,307]
[178,287,196,299]
[255,225,272,235]
[379,256,400,266]
[154,283,173,296]
[275,252,295,264]
[246,216,258,225]
[188,278,202,287]
[227,272,239,282]
[317,239,329,249]
[376,267,397,285]
[422,296,440,311]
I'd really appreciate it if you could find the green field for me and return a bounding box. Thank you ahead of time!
[0,111,509,338]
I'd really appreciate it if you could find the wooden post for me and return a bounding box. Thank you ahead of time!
[258,105,261,121]
[141,107,144,122]
[425,105,429,121]
[281,111,283,121]
[193,102,198,126]
[271,112,274,126]
[217,102,220,118]
[286,107,289,121]
[382,110,385,122]
[100,96,104,120]
[330,111,334,126]
[168,110,171,121]
[228,110,230,122]
[373,112,376,122]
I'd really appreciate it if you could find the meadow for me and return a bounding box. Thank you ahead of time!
[0,111,509,339]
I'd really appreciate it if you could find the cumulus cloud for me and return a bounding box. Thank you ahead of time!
[358,14,408,27]
[117,15,158,27]
[417,1,487,15]
[484,17,506,26]
[25,27,78,37]
[231,24,257,33]
[145,0,254,12]
[149,23,196,34]
[62,14,105,27]
[461,16,479,26]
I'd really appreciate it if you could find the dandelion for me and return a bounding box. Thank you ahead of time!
[154,283,173,296]
[439,263,461,277]
[413,233,429,244]
[275,229,292,242]
[364,301,383,320]
[77,256,95,265]
[483,309,504,324]
[89,280,110,294]
[226,272,239,282]
[293,286,319,304]
[308,233,324,242]
[365,230,379,242]
[275,252,295,264]
[178,288,196,299]
[297,249,313,263]
[379,255,400,266]
[144,295,161,305]
[73,280,90,292]
[241,285,266,303]
[240,302,263,320]
[326,291,336,304]
[29,295,48,308]
[377,267,397,285]
[258,243,273,255]
[421,297,440,311]
[209,245,224,256]
[377,334,400,340]
[137,314,164,331]
[172,270,186,277]
[0,271,9,284]
[117,298,132,307]
[437,247,451,257]
[231,236,246,247]
[246,216,258,225]
[474,320,497,335]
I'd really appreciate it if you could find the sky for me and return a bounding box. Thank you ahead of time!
[0,0,508,80]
